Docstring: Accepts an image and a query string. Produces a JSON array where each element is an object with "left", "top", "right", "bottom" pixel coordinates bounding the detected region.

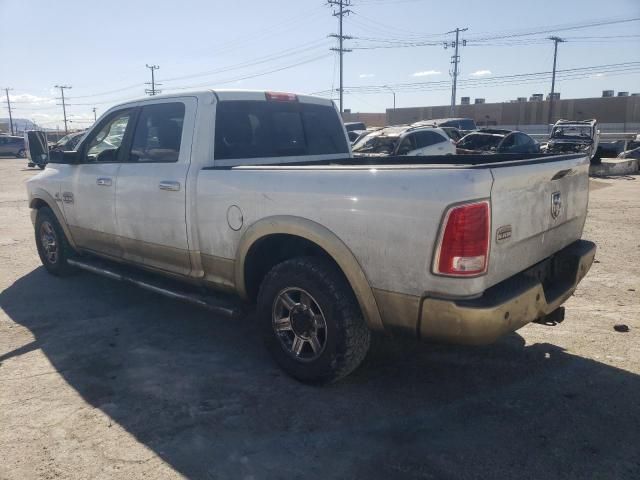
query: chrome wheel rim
[
  {"left": 39, "top": 221, "right": 58, "bottom": 264},
  {"left": 272, "top": 287, "right": 327, "bottom": 362}
]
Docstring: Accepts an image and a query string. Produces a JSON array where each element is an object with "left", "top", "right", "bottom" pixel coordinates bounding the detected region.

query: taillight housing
[{"left": 433, "top": 200, "right": 490, "bottom": 276}]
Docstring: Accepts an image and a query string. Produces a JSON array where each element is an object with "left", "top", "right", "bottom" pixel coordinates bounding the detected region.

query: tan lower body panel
[{"left": 372, "top": 288, "right": 422, "bottom": 335}]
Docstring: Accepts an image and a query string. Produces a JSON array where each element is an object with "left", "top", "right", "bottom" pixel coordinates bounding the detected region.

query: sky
[{"left": 1, "top": 0, "right": 639, "bottom": 129}]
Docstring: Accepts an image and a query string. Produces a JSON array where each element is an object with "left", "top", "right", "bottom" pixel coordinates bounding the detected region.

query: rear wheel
[
  {"left": 35, "top": 207, "right": 76, "bottom": 276},
  {"left": 257, "top": 257, "right": 370, "bottom": 384}
]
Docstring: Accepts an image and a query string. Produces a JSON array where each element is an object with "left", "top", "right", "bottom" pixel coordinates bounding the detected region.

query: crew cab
[{"left": 26, "top": 90, "right": 596, "bottom": 383}]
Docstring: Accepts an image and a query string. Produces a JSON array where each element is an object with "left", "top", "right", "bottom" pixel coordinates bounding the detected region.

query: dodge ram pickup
[{"left": 26, "top": 90, "right": 596, "bottom": 383}]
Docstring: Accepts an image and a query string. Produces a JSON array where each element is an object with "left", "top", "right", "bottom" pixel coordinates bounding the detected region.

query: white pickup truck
[{"left": 26, "top": 90, "right": 596, "bottom": 383}]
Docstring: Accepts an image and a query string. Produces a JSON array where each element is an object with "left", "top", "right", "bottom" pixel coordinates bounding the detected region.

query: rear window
[
  {"left": 214, "top": 100, "right": 349, "bottom": 160},
  {"left": 457, "top": 119, "right": 477, "bottom": 130}
]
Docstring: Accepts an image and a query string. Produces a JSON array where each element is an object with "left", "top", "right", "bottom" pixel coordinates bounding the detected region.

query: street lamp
[{"left": 383, "top": 85, "right": 396, "bottom": 111}]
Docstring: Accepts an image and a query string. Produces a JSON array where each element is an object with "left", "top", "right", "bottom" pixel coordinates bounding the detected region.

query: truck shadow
[{"left": 1, "top": 267, "right": 639, "bottom": 479}]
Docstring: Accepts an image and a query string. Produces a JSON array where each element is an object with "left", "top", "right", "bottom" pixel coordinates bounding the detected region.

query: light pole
[{"left": 383, "top": 85, "right": 396, "bottom": 111}]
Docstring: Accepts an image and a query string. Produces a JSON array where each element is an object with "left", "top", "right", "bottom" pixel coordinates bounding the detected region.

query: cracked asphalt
[{"left": 1, "top": 157, "right": 638, "bottom": 479}]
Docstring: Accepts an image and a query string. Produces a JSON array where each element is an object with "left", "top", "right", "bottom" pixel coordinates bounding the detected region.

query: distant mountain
[{"left": 0, "top": 118, "right": 56, "bottom": 133}]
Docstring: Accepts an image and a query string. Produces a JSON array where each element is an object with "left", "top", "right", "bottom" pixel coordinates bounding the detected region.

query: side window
[
  {"left": 68, "top": 134, "right": 83, "bottom": 150},
  {"left": 397, "top": 134, "right": 416, "bottom": 155},
  {"left": 129, "top": 102, "right": 185, "bottom": 163},
  {"left": 85, "top": 110, "right": 131, "bottom": 161},
  {"left": 500, "top": 134, "right": 515, "bottom": 149},
  {"left": 416, "top": 131, "right": 446, "bottom": 148}
]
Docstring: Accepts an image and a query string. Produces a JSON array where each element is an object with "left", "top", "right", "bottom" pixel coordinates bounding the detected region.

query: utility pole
[
  {"left": 92, "top": 107, "right": 97, "bottom": 122},
  {"left": 4, "top": 88, "right": 14, "bottom": 135},
  {"left": 547, "top": 36, "right": 565, "bottom": 127},
  {"left": 383, "top": 85, "right": 396, "bottom": 110},
  {"left": 54, "top": 85, "right": 72, "bottom": 134},
  {"left": 444, "top": 27, "right": 468, "bottom": 117},
  {"left": 328, "top": 0, "right": 352, "bottom": 113},
  {"left": 145, "top": 64, "right": 162, "bottom": 96}
]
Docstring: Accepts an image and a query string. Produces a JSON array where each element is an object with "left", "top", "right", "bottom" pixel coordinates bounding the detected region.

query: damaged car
[
  {"left": 542, "top": 119, "right": 599, "bottom": 160},
  {"left": 456, "top": 129, "right": 539, "bottom": 154},
  {"left": 352, "top": 125, "right": 456, "bottom": 156}
]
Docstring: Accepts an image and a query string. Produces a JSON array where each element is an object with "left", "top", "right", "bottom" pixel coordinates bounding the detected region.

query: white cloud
[
  {"left": 470, "top": 70, "right": 492, "bottom": 77},
  {"left": 412, "top": 70, "right": 441, "bottom": 77},
  {"left": 9, "top": 93, "right": 55, "bottom": 105},
  {"left": 359, "top": 73, "right": 375, "bottom": 78}
]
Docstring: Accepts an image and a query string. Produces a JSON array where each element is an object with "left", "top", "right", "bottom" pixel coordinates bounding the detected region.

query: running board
[{"left": 67, "top": 257, "right": 245, "bottom": 319}]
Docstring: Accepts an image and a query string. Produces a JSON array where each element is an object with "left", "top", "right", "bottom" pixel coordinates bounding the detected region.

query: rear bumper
[{"left": 418, "top": 239, "right": 596, "bottom": 344}]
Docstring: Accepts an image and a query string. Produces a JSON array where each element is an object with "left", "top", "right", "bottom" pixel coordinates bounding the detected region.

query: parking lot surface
[{"left": 1, "top": 157, "right": 639, "bottom": 479}]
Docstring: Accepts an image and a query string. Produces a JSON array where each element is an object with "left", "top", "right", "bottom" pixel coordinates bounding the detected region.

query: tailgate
[{"left": 486, "top": 154, "right": 590, "bottom": 287}]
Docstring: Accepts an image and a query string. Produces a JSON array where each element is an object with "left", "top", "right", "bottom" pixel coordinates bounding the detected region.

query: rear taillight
[
  {"left": 433, "top": 200, "right": 490, "bottom": 276},
  {"left": 265, "top": 91, "right": 298, "bottom": 102}
]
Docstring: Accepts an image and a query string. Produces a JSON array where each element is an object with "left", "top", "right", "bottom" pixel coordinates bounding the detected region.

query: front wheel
[
  {"left": 35, "top": 207, "right": 76, "bottom": 276},
  {"left": 257, "top": 257, "right": 370, "bottom": 384}
]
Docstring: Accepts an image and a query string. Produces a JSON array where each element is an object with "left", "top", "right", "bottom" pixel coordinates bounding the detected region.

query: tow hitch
[{"left": 533, "top": 307, "right": 565, "bottom": 326}]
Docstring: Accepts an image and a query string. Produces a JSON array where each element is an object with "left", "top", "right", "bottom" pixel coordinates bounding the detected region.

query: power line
[
  {"left": 328, "top": 0, "right": 353, "bottom": 113},
  {"left": 54, "top": 85, "right": 72, "bottom": 134},
  {"left": 3, "top": 88, "right": 14, "bottom": 135},
  {"left": 145, "top": 64, "right": 161, "bottom": 96}
]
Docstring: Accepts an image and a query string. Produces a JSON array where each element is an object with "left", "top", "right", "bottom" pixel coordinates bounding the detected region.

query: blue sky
[{"left": 1, "top": 0, "right": 639, "bottom": 128}]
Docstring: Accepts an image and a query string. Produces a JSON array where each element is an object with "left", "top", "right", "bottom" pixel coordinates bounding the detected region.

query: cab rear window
[{"left": 214, "top": 100, "right": 349, "bottom": 160}]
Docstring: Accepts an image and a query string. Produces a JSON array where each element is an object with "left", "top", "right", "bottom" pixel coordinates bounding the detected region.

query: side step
[{"left": 67, "top": 257, "right": 245, "bottom": 319}]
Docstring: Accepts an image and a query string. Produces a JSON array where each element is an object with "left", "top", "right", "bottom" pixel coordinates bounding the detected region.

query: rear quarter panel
[{"left": 196, "top": 167, "right": 494, "bottom": 298}]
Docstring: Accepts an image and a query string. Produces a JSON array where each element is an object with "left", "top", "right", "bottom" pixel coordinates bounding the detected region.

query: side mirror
[{"left": 49, "top": 150, "right": 79, "bottom": 164}]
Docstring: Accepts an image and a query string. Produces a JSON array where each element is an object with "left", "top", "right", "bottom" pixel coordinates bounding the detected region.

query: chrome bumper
[{"left": 419, "top": 240, "right": 597, "bottom": 345}]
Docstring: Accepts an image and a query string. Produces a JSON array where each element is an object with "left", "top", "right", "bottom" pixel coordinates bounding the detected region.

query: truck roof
[{"left": 112, "top": 89, "right": 335, "bottom": 107}]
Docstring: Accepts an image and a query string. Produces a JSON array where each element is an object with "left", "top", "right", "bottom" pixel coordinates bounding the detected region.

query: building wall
[
  {"left": 341, "top": 112, "right": 387, "bottom": 127},
  {"left": 386, "top": 96, "right": 640, "bottom": 131}
]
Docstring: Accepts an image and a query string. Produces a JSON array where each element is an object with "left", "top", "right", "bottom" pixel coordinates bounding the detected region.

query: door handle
[
  {"left": 96, "top": 177, "right": 112, "bottom": 186},
  {"left": 159, "top": 181, "right": 181, "bottom": 191}
]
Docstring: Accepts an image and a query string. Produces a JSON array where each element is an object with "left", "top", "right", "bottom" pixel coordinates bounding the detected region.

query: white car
[{"left": 352, "top": 125, "right": 456, "bottom": 156}]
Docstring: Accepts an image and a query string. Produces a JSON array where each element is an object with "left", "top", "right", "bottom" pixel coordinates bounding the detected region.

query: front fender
[
  {"left": 235, "top": 215, "right": 384, "bottom": 332},
  {"left": 29, "top": 188, "right": 77, "bottom": 250}
]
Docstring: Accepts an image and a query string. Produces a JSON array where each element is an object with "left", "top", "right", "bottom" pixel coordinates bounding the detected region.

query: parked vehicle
[
  {"left": 542, "top": 119, "right": 600, "bottom": 160},
  {"left": 417, "top": 118, "right": 478, "bottom": 134},
  {"left": 26, "top": 90, "right": 596, "bottom": 383},
  {"left": 352, "top": 125, "right": 456, "bottom": 156},
  {"left": 457, "top": 129, "right": 539, "bottom": 154},
  {"left": 50, "top": 131, "right": 86, "bottom": 152},
  {"left": 344, "top": 121, "right": 366, "bottom": 132},
  {"left": 617, "top": 147, "right": 640, "bottom": 159},
  {"left": 0, "top": 135, "right": 26, "bottom": 157}
]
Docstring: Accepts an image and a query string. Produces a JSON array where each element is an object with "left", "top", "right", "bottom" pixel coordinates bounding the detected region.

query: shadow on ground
[{"left": 1, "top": 267, "right": 639, "bottom": 479}]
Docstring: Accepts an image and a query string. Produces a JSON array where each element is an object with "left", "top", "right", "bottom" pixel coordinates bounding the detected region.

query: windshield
[
  {"left": 551, "top": 125, "right": 593, "bottom": 139},
  {"left": 352, "top": 132, "right": 399, "bottom": 154},
  {"left": 457, "top": 133, "right": 502, "bottom": 150}
]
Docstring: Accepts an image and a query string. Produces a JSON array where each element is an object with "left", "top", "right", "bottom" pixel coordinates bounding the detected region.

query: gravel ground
[{"left": 0, "top": 156, "right": 638, "bottom": 480}]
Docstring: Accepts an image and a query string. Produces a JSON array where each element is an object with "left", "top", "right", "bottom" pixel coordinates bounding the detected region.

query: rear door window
[
  {"left": 415, "top": 131, "right": 446, "bottom": 148},
  {"left": 214, "top": 100, "right": 349, "bottom": 160}
]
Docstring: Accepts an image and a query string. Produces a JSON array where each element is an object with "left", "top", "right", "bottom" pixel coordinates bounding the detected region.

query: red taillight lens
[
  {"left": 434, "top": 201, "right": 490, "bottom": 276},
  {"left": 265, "top": 91, "right": 298, "bottom": 102}
]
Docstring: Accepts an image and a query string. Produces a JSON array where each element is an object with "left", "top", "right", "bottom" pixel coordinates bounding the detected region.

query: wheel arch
[
  {"left": 29, "top": 189, "right": 77, "bottom": 250},
  {"left": 235, "top": 215, "right": 384, "bottom": 332}
]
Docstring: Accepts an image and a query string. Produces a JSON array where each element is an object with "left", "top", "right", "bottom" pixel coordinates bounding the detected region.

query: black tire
[
  {"left": 37, "top": 163, "right": 46, "bottom": 170},
  {"left": 257, "top": 256, "right": 370, "bottom": 384},
  {"left": 35, "top": 207, "right": 76, "bottom": 276},
  {"left": 16, "top": 149, "right": 26, "bottom": 158}
]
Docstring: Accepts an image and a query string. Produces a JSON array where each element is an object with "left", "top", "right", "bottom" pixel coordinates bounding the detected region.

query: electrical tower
[
  {"left": 328, "top": 0, "right": 352, "bottom": 113},
  {"left": 444, "top": 27, "right": 467, "bottom": 117},
  {"left": 547, "top": 36, "right": 565, "bottom": 127},
  {"left": 54, "top": 85, "right": 72, "bottom": 134},
  {"left": 4, "top": 88, "right": 14, "bottom": 135},
  {"left": 145, "top": 64, "right": 162, "bottom": 96}
]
